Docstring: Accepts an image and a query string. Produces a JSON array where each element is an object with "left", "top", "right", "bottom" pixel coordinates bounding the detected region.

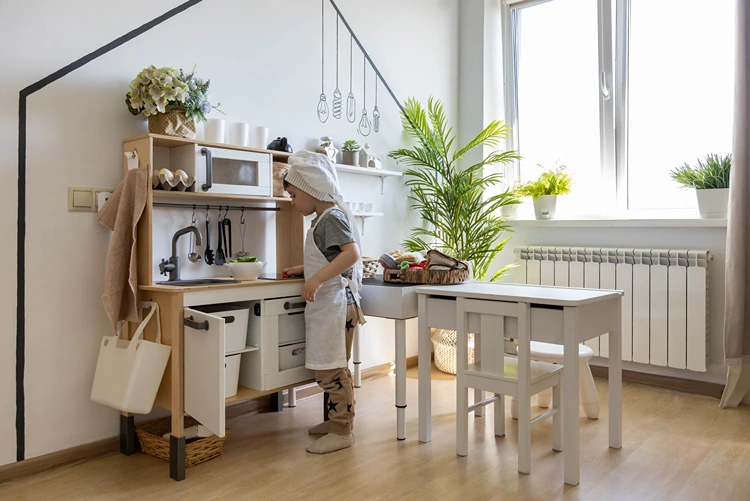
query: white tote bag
[{"left": 91, "top": 302, "right": 171, "bottom": 414}]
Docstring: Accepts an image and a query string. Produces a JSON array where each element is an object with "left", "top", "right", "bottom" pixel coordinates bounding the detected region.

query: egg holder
[{"left": 152, "top": 168, "right": 196, "bottom": 192}]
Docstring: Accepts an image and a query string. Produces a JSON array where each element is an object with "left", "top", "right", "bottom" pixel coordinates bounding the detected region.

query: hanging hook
[
  {"left": 205, "top": 205, "right": 211, "bottom": 222},
  {"left": 131, "top": 147, "right": 138, "bottom": 159},
  {"left": 240, "top": 207, "right": 246, "bottom": 225}
]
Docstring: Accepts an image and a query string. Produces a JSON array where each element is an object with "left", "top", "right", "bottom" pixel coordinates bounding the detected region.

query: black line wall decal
[{"left": 15, "top": 0, "right": 203, "bottom": 462}]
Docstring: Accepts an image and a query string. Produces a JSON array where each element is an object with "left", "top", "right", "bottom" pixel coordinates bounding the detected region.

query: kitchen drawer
[
  {"left": 279, "top": 342, "right": 306, "bottom": 371},
  {"left": 278, "top": 311, "right": 305, "bottom": 346},
  {"left": 264, "top": 296, "right": 306, "bottom": 316}
]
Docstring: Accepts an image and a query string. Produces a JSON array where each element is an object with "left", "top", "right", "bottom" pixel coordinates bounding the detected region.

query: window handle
[{"left": 600, "top": 71, "right": 611, "bottom": 100}]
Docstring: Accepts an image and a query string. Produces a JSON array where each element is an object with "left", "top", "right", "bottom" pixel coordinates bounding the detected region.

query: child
[{"left": 282, "top": 151, "right": 366, "bottom": 454}]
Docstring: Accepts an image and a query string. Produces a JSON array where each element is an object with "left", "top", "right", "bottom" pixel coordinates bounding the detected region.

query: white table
[
  {"left": 416, "top": 282, "right": 623, "bottom": 486},
  {"left": 357, "top": 277, "right": 419, "bottom": 440}
]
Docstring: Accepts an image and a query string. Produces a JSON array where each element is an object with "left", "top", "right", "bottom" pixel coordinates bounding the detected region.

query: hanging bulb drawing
[
  {"left": 346, "top": 93, "right": 356, "bottom": 123},
  {"left": 333, "top": 88, "right": 342, "bottom": 119},
  {"left": 358, "top": 108, "right": 371, "bottom": 136},
  {"left": 372, "top": 105, "right": 380, "bottom": 133},
  {"left": 317, "top": 94, "right": 329, "bottom": 123}
]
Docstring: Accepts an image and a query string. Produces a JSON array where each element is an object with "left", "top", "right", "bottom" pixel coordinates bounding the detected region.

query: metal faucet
[{"left": 159, "top": 226, "right": 203, "bottom": 282}]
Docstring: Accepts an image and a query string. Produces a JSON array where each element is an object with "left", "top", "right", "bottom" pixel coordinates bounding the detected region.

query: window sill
[{"left": 508, "top": 216, "right": 727, "bottom": 228}]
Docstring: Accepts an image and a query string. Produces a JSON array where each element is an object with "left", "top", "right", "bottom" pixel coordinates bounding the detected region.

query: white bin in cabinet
[
  {"left": 225, "top": 354, "right": 241, "bottom": 398},
  {"left": 279, "top": 342, "right": 306, "bottom": 371},
  {"left": 194, "top": 305, "right": 250, "bottom": 354}
]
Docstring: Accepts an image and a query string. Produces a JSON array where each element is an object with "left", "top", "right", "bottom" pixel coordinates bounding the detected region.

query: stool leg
[
  {"left": 579, "top": 360, "right": 600, "bottom": 419},
  {"left": 456, "top": 299, "right": 469, "bottom": 457},
  {"left": 510, "top": 396, "right": 518, "bottom": 420},
  {"left": 473, "top": 333, "right": 485, "bottom": 417},
  {"left": 494, "top": 394, "right": 505, "bottom": 437},
  {"left": 552, "top": 381, "right": 563, "bottom": 452},
  {"left": 537, "top": 388, "right": 552, "bottom": 409}
]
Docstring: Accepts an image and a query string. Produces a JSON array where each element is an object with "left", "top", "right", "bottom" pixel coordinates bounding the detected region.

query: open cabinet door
[{"left": 184, "top": 308, "right": 226, "bottom": 437}]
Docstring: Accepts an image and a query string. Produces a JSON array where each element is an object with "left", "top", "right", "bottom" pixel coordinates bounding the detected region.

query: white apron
[{"left": 303, "top": 206, "right": 365, "bottom": 371}]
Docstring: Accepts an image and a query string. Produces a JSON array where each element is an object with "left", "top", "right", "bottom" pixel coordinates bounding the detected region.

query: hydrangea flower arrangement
[{"left": 126, "top": 65, "right": 221, "bottom": 122}]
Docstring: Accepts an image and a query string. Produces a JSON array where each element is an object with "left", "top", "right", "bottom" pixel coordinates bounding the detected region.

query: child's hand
[
  {"left": 283, "top": 265, "right": 304, "bottom": 277},
  {"left": 302, "top": 276, "right": 322, "bottom": 302}
]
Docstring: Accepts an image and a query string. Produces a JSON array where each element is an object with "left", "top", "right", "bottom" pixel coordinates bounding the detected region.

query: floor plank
[{"left": 1, "top": 366, "right": 748, "bottom": 501}]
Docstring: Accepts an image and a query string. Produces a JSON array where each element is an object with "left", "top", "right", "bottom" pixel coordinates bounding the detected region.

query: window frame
[{"left": 501, "top": 0, "right": 627, "bottom": 211}]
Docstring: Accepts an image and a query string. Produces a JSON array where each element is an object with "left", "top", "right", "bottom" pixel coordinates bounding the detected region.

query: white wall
[{"left": 0, "top": 0, "right": 458, "bottom": 465}]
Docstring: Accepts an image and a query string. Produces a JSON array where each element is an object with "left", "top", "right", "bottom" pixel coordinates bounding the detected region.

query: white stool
[
  {"left": 455, "top": 298, "right": 564, "bottom": 475},
  {"left": 511, "top": 342, "right": 599, "bottom": 420}
]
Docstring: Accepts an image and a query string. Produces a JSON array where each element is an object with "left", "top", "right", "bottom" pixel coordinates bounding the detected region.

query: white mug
[
  {"left": 204, "top": 119, "right": 226, "bottom": 143},
  {"left": 229, "top": 122, "right": 250, "bottom": 147},
  {"left": 248, "top": 126, "right": 269, "bottom": 149},
  {"left": 364, "top": 203, "right": 374, "bottom": 213}
]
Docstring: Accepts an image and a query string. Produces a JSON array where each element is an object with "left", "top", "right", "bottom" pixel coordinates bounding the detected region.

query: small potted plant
[
  {"left": 670, "top": 153, "right": 731, "bottom": 218},
  {"left": 517, "top": 164, "right": 573, "bottom": 220},
  {"left": 126, "top": 65, "right": 222, "bottom": 139},
  {"left": 500, "top": 182, "right": 522, "bottom": 219},
  {"left": 341, "top": 140, "right": 361, "bottom": 166}
]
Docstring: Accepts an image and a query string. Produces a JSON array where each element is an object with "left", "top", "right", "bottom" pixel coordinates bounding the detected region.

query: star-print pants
[{"left": 315, "top": 303, "right": 360, "bottom": 436}]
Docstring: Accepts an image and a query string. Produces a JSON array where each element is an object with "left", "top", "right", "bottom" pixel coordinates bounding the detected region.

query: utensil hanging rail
[{"left": 153, "top": 202, "right": 280, "bottom": 212}]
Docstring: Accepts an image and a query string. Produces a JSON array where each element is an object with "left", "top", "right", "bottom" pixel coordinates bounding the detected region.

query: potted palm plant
[
  {"left": 670, "top": 153, "right": 731, "bottom": 218},
  {"left": 389, "top": 96, "right": 520, "bottom": 374},
  {"left": 517, "top": 164, "right": 573, "bottom": 220}
]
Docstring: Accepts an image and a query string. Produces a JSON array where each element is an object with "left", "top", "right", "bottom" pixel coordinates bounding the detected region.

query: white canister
[
  {"left": 248, "top": 126, "right": 269, "bottom": 150},
  {"left": 229, "top": 122, "right": 250, "bottom": 147},
  {"left": 204, "top": 119, "right": 226, "bottom": 143}
]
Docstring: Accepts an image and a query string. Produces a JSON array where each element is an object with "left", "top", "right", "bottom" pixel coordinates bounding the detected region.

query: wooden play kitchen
[{"left": 119, "top": 134, "right": 312, "bottom": 481}]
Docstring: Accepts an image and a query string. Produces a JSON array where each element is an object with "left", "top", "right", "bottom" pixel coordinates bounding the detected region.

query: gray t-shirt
[{"left": 311, "top": 208, "right": 356, "bottom": 304}]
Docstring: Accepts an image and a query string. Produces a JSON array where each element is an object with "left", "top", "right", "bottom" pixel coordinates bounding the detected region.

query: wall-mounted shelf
[
  {"left": 152, "top": 190, "right": 291, "bottom": 204},
  {"left": 352, "top": 212, "right": 383, "bottom": 235},
  {"left": 335, "top": 164, "right": 403, "bottom": 194},
  {"left": 124, "top": 133, "right": 293, "bottom": 162}
]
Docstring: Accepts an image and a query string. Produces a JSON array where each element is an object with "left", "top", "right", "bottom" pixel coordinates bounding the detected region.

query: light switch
[{"left": 73, "top": 190, "right": 93, "bottom": 208}]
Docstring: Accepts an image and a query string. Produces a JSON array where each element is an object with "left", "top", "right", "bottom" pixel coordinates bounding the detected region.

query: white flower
[
  {"left": 164, "top": 86, "right": 177, "bottom": 100},
  {"left": 129, "top": 97, "right": 144, "bottom": 109},
  {"left": 144, "top": 101, "right": 157, "bottom": 116},
  {"left": 156, "top": 97, "right": 167, "bottom": 113},
  {"left": 149, "top": 85, "right": 165, "bottom": 100}
]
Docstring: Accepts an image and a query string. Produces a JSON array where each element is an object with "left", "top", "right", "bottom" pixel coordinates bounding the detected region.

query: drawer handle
[
  {"left": 221, "top": 315, "right": 235, "bottom": 324},
  {"left": 292, "top": 347, "right": 305, "bottom": 356},
  {"left": 284, "top": 301, "right": 306, "bottom": 310},
  {"left": 184, "top": 316, "right": 209, "bottom": 331},
  {"left": 201, "top": 147, "right": 212, "bottom": 191},
  {"left": 288, "top": 311, "right": 304, "bottom": 316}
]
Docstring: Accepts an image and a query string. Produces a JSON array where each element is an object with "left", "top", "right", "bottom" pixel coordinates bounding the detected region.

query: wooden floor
[{"left": 2, "top": 366, "right": 749, "bottom": 501}]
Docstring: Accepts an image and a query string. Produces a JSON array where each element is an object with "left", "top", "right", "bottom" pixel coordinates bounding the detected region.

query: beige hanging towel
[{"left": 97, "top": 166, "right": 149, "bottom": 326}]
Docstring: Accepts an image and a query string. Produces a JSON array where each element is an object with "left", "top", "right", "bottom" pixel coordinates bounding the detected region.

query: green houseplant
[
  {"left": 389, "top": 96, "right": 520, "bottom": 282},
  {"left": 670, "top": 153, "right": 731, "bottom": 218},
  {"left": 517, "top": 164, "right": 573, "bottom": 220},
  {"left": 126, "top": 65, "right": 222, "bottom": 139},
  {"left": 341, "top": 140, "right": 361, "bottom": 166}
]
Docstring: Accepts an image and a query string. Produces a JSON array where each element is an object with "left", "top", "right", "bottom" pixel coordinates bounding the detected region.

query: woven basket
[
  {"left": 432, "top": 328, "right": 475, "bottom": 375},
  {"left": 383, "top": 268, "right": 469, "bottom": 285},
  {"left": 362, "top": 257, "right": 379, "bottom": 279},
  {"left": 136, "top": 418, "right": 229, "bottom": 468},
  {"left": 148, "top": 110, "right": 196, "bottom": 139}
]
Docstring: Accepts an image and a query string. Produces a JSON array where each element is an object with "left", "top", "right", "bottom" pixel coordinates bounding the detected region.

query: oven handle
[
  {"left": 284, "top": 301, "right": 306, "bottom": 310},
  {"left": 201, "top": 147, "right": 212, "bottom": 191}
]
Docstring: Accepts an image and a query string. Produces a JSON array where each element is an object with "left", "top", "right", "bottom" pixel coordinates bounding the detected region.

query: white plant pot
[
  {"left": 203, "top": 119, "right": 226, "bottom": 143},
  {"left": 500, "top": 204, "right": 519, "bottom": 219},
  {"left": 695, "top": 188, "right": 729, "bottom": 218},
  {"left": 533, "top": 195, "right": 559, "bottom": 220}
]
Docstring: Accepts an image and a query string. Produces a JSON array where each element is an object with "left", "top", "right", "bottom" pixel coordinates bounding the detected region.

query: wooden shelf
[
  {"left": 335, "top": 164, "right": 403, "bottom": 177},
  {"left": 124, "top": 133, "right": 293, "bottom": 161},
  {"left": 225, "top": 380, "right": 314, "bottom": 406},
  {"left": 226, "top": 345, "right": 259, "bottom": 356},
  {"left": 152, "top": 190, "right": 292, "bottom": 204}
]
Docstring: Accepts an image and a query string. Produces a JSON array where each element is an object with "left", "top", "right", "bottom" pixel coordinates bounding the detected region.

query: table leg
[
  {"left": 120, "top": 413, "right": 137, "bottom": 456},
  {"left": 418, "top": 294, "right": 432, "bottom": 443},
  {"left": 270, "top": 391, "right": 283, "bottom": 412},
  {"left": 287, "top": 387, "right": 297, "bottom": 408},
  {"left": 609, "top": 298, "right": 623, "bottom": 449},
  {"left": 563, "top": 306, "right": 581, "bottom": 486},
  {"left": 395, "top": 319, "right": 407, "bottom": 440},
  {"left": 473, "top": 332, "right": 485, "bottom": 417},
  {"left": 353, "top": 325, "right": 362, "bottom": 388},
  {"left": 170, "top": 435, "right": 186, "bottom": 482}
]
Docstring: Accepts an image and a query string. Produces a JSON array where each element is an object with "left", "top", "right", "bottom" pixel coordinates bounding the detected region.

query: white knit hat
[{"left": 285, "top": 151, "right": 341, "bottom": 203}]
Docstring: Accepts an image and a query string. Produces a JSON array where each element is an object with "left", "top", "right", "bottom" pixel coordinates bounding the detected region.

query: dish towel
[{"left": 97, "top": 166, "right": 149, "bottom": 326}]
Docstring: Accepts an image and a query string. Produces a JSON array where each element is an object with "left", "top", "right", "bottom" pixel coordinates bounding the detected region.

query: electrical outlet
[{"left": 68, "top": 186, "right": 114, "bottom": 212}]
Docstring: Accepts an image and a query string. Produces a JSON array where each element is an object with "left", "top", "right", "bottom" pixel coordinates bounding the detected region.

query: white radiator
[{"left": 512, "top": 247, "right": 710, "bottom": 372}]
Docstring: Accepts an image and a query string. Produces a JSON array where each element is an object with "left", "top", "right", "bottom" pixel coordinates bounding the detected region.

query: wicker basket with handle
[
  {"left": 383, "top": 268, "right": 469, "bottom": 285},
  {"left": 136, "top": 417, "right": 228, "bottom": 467}
]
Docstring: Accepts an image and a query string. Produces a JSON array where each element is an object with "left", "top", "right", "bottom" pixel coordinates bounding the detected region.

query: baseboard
[{"left": 590, "top": 365, "right": 725, "bottom": 399}]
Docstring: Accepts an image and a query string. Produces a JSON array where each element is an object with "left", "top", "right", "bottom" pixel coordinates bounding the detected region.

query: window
[{"left": 503, "top": 0, "right": 736, "bottom": 214}]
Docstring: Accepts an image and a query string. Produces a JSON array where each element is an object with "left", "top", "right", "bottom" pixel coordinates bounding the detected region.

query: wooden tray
[{"left": 383, "top": 268, "right": 469, "bottom": 285}]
